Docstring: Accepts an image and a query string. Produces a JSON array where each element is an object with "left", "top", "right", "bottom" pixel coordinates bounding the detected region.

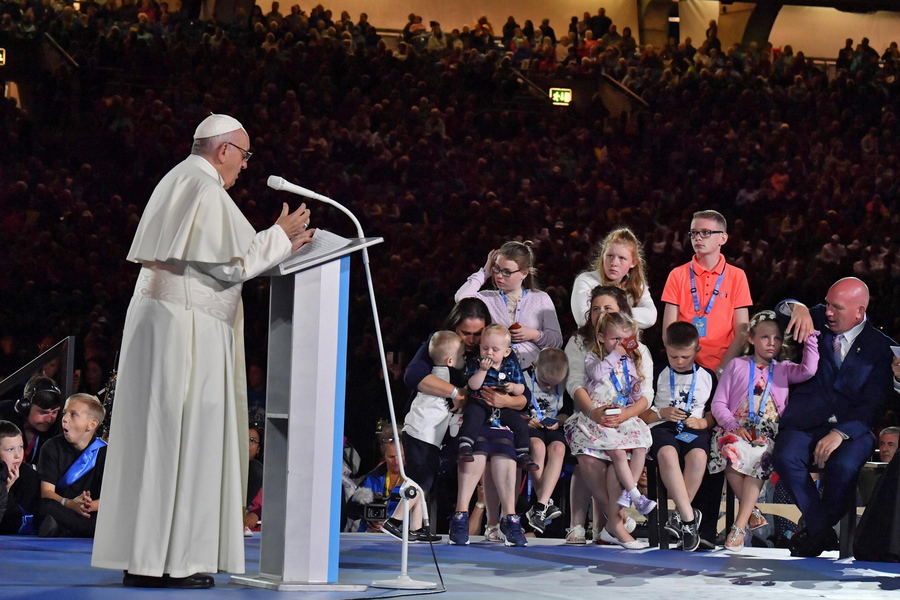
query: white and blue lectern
[{"left": 232, "top": 236, "right": 382, "bottom": 592}]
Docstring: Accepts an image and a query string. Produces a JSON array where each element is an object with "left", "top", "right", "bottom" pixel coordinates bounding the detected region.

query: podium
[{"left": 232, "top": 237, "right": 382, "bottom": 591}]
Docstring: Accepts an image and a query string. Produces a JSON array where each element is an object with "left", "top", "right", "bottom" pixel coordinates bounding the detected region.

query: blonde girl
[
  {"left": 571, "top": 227, "right": 657, "bottom": 329},
  {"left": 565, "top": 312, "right": 654, "bottom": 548}
]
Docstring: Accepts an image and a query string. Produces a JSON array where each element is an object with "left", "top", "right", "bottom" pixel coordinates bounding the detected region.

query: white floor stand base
[
  {"left": 370, "top": 574, "right": 438, "bottom": 590},
  {"left": 230, "top": 575, "right": 368, "bottom": 592}
]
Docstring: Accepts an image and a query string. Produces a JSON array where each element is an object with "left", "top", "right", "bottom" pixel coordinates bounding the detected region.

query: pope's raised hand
[{"left": 275, "top": 202, "right": 313, "bottom": 247}]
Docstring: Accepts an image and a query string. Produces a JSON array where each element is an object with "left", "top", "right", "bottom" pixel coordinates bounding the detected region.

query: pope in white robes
[{"left": 91, "top": 115, "right": 313, "bottom": 588}]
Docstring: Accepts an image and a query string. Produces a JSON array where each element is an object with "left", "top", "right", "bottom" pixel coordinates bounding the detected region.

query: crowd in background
[{"left": 1, "top": 1, "right": 900, "bottom": 472}]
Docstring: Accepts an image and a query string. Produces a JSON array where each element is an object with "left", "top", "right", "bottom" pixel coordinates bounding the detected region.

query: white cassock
[{"left": 91, "top": 154, "right": 292, "bottom": 577}]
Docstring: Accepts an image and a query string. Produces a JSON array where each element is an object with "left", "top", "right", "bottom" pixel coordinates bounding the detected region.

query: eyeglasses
[
  {"left": 687, "top": 230, "right": 725, "bottom": 240},
  {"left": 226, "top": 141, "right": 253, "bottom": 162},
  {"left": 491, "top": 265, "right": 522, "bottom": 278},
  {"left": 249, "top": 437, "right": 260, "bottom": 444}
]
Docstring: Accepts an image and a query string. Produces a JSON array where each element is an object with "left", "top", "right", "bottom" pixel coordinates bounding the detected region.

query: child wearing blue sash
[
  {"left": 37, "top": 394, "right": 107, "bottom": 538},
  {"left": 0, "top": 420, "right": 41, "bottom": 535},
  {"left": 710, "top": 311, "right": 819, "bottom": 552}
]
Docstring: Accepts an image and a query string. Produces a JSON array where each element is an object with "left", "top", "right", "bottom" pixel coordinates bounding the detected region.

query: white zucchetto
[{"left": 193, "top": 114, "right": 246, "bottom": 139}]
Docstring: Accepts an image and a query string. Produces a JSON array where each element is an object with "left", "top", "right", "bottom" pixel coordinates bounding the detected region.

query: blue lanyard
[
  {"left": 530, "top": 370, "right": 560, "bottom": 420},
  {"left": 500, "top": 289, "right": 528, "bottom": 311},
  {"left": 689, "top": 264, "right": 726, "bottom": 315},
  {"left": 609, "top": 359, "right": 631, "bottom": 406},
  {"left": 669, "top": 364, "right": 697, "bottom": 432},
  {"left": 747, "top": 361, "right": 775, "bottom": 427},
  {"left": 27, "top": 434, "right": 40, "bottom": 463}
]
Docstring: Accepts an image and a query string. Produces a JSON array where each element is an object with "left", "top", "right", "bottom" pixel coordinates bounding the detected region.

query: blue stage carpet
[{"left": 2, "top": 533, "right": 899, "bottom": 599}]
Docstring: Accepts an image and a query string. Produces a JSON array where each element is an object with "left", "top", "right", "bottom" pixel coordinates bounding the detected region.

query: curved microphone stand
[{"left": 268, "top": 176, "right": 436, "bottom": 591}]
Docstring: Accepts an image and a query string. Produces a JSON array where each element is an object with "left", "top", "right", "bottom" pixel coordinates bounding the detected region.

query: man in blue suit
[{"left": 775, "top": 277, "right": 899, "bottom": 557}]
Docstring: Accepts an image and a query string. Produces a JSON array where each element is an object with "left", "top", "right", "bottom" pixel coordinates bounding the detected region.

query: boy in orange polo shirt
[
  {"left": 661, "top": 210, "right": 752, "bottom": 376},
  {"left": 661, "top": 209, "right": 752, "bottom": 549}
]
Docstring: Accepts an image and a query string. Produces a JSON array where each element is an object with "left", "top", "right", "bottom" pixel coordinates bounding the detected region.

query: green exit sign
[{"left": 549, "top": 88, "right": 571, "bottom": 106}]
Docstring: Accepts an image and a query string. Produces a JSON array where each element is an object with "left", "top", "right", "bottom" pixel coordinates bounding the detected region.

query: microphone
[
  {"left": 267, "top": 176, "right": 330, "bottom": 203},
  {"left": 267, "top": 175, "right": 363, "bottom": 239}
]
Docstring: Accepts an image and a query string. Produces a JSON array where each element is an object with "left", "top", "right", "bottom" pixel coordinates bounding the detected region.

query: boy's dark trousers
[
  {"left": 37, "top": 497, "right": 98, "bottom": 537},
  {"left": 459, "top": 400, "right": 530, "bottom": 453}
]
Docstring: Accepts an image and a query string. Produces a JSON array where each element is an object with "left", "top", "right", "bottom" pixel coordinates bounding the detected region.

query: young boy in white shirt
[
  {"left": 523, "top": 348, "right": 570, "bottom": 534},
  {"left": 401, "top": 331, "right": 466, "bottom": 498},
  {"left": 641, "top": 322, "right": 716, "bottom": 551}
]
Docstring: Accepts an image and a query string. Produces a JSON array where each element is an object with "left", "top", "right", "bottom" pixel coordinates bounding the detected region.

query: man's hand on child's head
[{"left": 785, "top": 303, "right": 814, "bottom": 343}]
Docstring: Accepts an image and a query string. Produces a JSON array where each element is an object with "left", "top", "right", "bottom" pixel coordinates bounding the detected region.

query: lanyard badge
[
  {"left": 747, "top": 361, "right": 775, "bottom": 439},
  {"left": 671, "top": 365, "right": 699, "bottom": 443},
  {"left": 609, "top": 359, "right": 631, "bottom": 407},
  {"left": 529, "top": 370, "right": 560, "bottom": 421},
  {"left": 689, "top": 265, "right": 726, "bottom": 338}
]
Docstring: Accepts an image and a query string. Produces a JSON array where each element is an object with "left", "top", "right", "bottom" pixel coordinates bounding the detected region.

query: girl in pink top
[{"left": 710, "top": 310, "right": 819, "bottom": 552}]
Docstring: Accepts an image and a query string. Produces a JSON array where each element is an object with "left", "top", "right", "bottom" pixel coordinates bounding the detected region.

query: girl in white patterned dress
[{"left": 566, "top": 312, "right": 655, "bottom": 547}]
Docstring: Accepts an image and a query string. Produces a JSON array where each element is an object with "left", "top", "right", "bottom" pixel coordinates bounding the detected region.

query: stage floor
[{"left": 2, "top": 533, "right": 899, "bottom": 599}]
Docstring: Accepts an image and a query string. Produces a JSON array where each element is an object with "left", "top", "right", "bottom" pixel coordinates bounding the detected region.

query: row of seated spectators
[{"left": 0, "top": 3, "right": 899, "bottom": 470}]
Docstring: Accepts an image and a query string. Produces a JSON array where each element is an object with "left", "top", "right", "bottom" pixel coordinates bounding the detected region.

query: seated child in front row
[
  {"left": 710, "top": 310, "right": 819, "bottom": 552},
  {"left": 350, "top": 427, "right": 441, "bottom": 543},
  {"left": 459, "top": 324, "right": 537, "bottom": 471},
  {"left": 523, "top": 347, "right": 570, "bottom": 534},
  {"left": 641, "top": 321, "right": 717, "bottom": 552},
  {"left": 37, "top": 393, "right": 107, "bottom": 538},
  {"left": 0, "top": 420, "right": 41, "bottom": 534},
  {"left": 570, "top": 312, "right": 656, "bottom": 529},
  {"left": 401, "top": 330, "right": 468, "bottom": 496}
]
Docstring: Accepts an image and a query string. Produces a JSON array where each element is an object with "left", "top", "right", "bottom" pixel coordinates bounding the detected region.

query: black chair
[{"left": 646, "top": 460, "right": 671, "bottom": 549}]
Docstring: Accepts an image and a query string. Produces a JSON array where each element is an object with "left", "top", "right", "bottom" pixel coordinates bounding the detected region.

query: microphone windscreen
[{"left": 267, "top": 175, "right": 285, "bottom": 191}]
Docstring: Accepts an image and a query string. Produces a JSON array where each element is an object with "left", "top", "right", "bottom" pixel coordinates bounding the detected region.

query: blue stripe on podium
[{"left": 329, "top": 255, "right": 351, "bottom": 582}]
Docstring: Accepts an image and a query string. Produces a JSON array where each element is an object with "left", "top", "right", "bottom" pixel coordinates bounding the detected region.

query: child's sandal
[
  {"left": 725, "top": 525, "right": 747, "bottom": 553},
  {"left": 748, "top": 507, "right": 768, "bottom": 531}
]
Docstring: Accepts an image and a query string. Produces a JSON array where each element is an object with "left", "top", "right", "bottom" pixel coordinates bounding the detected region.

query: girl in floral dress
[
  {"left": 710, "top": 310, "right": 819, "bottom": 552},
  {"left": 566, "top": 312, "right": 655, "bottom": 548}
]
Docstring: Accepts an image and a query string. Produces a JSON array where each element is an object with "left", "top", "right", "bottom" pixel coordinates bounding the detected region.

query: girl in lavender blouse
[
  {"left": 454, "top": 241, "right": 563, "bottom": 371},
  {"left": 710, "top": 310, "right": 819, "bottom": 552},
  {"left": 453, "top": 241, "right": 563, "bottom": 544}
]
